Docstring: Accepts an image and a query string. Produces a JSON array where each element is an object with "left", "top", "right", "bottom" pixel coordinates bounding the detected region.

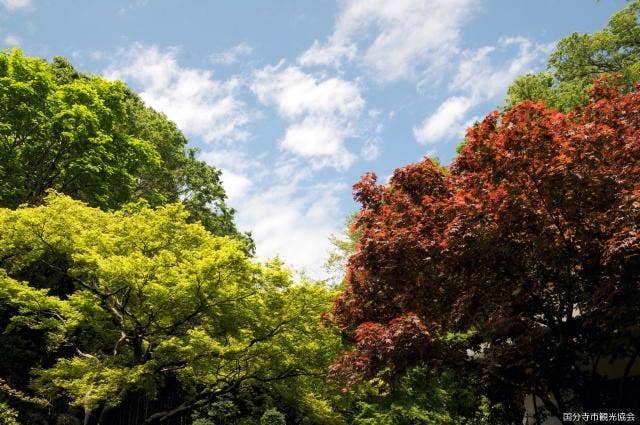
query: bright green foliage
[
  {"left": 122, "top": 93, "right": 253, "bottom": 250},
  {"left": 0, "top": 377, "right": 50, "bottom": 425},
  {"left": 332, "top": 329, "right": 495, "bottom": 425},
  {"left": 0, "top": 194, "right": 340, "bottom": 424},
  {"left": 506, "top": 0, "right": 640, "bottom": 111},
  {"left": 0, "top": 49, "right": 251, "bottom": 248},
  {"left": 260, "top": 408, "right": 285, "bottom": 425},
  {"left": 324, "top": 213, "right": 361, "bottom": 285},
  {"left": 0, "top": 402, "right": 20, "bottom": 425},
  {"left": 191, "top": 399, "right": 240, "bottom": 424},
  {"left": 0, "top": 49, "right": 158, "bottom": 210},
  {"left": 350, "top": 367, "right": 490, "bottom": 425}
]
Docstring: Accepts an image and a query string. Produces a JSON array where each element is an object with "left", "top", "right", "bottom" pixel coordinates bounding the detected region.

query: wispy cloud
[
  {"left": 200, "top": 150, "right": 344, "bottom": 278},
  {"left": 413, "top": 37, "right": 554, "bottom": 144},
  {"left": 360, "top": 138, "right": 380, "bottom": 161},
  {"left": 3, "top": 35, "right": 21, "bottom": 46},
  {"left": 251, "top": 62, "right": 365, "bottom": 169},
  {"left": 199, "top": 149, "right": 264, "bottom": 207},
  {"left": 298, "top": 0, "right": 477, "bottom": 83},
  {"left": 0, "top": 0, "right": 31, "bottom": 10},
  {"left": 105, "top": 43, "right": 250, "bottom": 143},
  {"left": 238, "top": 178, "right": 345, "bottom": 278},
  {"left": 295, "top": 0, "right": 552, "bottom": 148},
  {"left": 413, "top": 96, "right": 476, "bottom": 144},
  {"left": 116, "top": 0, "right": 149, "bottom": 15},
  {"left": 209, "top": 42, "right": 253, "bottom": 65}
]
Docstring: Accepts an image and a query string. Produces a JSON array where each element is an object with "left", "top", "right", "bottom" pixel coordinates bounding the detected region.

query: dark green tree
[
  {"left": 506, "top": 0, "right": 640, "bottom": 111},
  {"left": 0, "top": 48, "right": 251, "bottom": 249}
]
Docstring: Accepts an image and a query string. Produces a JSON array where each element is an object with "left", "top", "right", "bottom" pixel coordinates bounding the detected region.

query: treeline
[
  {"left": 329, "top": 2, "right": 640, "bottom": 423},
  {"left": 1, "top": 1, "right": 640, "bottom": 424},
  {"left": 0, "top": 49, "right": 345, "bottom": 425}
]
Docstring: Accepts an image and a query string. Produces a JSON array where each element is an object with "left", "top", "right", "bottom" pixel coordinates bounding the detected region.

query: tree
[
  {"left": 260, "top": 408, "right": 285, "bottom": 425},
  {"left": 331, "top": 79, "right": 640, "bottom": 422},
  {"left": 348, "top": 366, "right": 490, "bottom": 425},
  {"left": 325, "top": 180, "right": 496, "bottom": 424},
  {"left": 0, "top": 194, "right": 341, "bottom": 424},
  {"left": 0, "top": 49, "right": 157, "bottom": 210},
  {"left": 0, "top": 48, "right": 251, "bottom": 249},
  {"left": 121, "top": 92, "right": 254, "bottom": 251},
  {"left": 324, "top": 213, "right": 361, "bottom": 286},
  {"left": 506, "top": 0, "right": 640, "bottom": 111}
]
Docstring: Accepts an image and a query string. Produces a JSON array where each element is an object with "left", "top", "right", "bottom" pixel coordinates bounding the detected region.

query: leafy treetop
[
  {"left": 0, "top": 193, "right": 340, "bottom": 424},
  {"left": 506, "top": 0, "right": 640, "bottom": 111},
  {"left": 331, "top": 79, "right": 640, "bottom": 420},
  {"left": 0, "top": 48, "right": 252, "bottom": 250}
]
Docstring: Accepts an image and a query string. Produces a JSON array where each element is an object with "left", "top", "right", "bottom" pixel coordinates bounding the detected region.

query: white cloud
[
  {"left": 0, "top": 0, "right": 31, "bottom": 10},
  {"left": 117, "top": 0, "right": 148, "bottom": 15},
  {"left": 209, "top": 42, "right": 253, "bottom": 65},
  {"left": 299, "top": 40, "right": 357, "bottom": 69},
  {"left": 360, "top": 139, "right": 380, "bottom": 161},
  {"left": 89, "top": 50, "right": 106, "bottom": 61},
  {"left": 280, "top": 117, "right": 355, "bottom": 168},
  {"left": 413, "top": 37, "right": 554, "bottom": 144},
  {"left": 3, "top": 35, "right": 20, "bottom": 46},
  {"left": 450, "top": 37, "right": 554, "bottom": 98},
  {"left": 413, "top": 96, "right": 474, "bottom": 144},
  {"left": 106, "top": 43, "right": 249, "bottom": 143},
  {"left": 199, "top": 149, "right": 264, "bottom": 207},
  {"left": 253, "top": 63, "right": 363, "bottom": 118},
  {"left": 238, "top": 179, "right": 345, "bottom": 278},
  {"left": 201, "top": 150, "right": 344, "bottom": 278},
  {"left": 251, "top": 63, "right": 364, "bottom": 169},
  {"left": 299, "top": 0, "right": 477, "bottom": 83}
]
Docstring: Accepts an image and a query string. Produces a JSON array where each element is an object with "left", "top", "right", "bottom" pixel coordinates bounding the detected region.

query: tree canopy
[
  {"left": 332, "top": 79, "right": 640, "bottom": 421},
  {"left": 0, "top": 48, "right": 252, "bottom": 250},
  {"left": 506, "top": 0, "right": 640, "bottom": 111},
  {"left": 0, "top": 49, "right": 349, "bottom": 425},
  {"left": 3, "top": 2, "right": 640, "bottom": 423},
  {"left": 0, "top": 193, "right": 342, "bottom": 424}
]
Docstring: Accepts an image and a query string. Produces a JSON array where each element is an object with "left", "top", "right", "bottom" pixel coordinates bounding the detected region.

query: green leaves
[
  {"left": 0, "top": 49, "right": 141, "bottom": 209},
  {"left": 0, "top": 194, "right": 341, "bottom": 423},
  {"left": 349, "top": 367, "right": 491, "bottom": 425},
  {"left": 0, "top": 49, "right": 251, "bottom": 248},
  {"left": 506, "top": 0, "right": 640, "bottom": 111},
  {"left": 34, "top": 358, "right": 148, "bottom": 410},
  {"left": 0, "top": 49, "right": 350, "bottom": 425}
]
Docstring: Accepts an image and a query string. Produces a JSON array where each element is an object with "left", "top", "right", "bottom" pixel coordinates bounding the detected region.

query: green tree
[
  {"left": 260, "top": 408, "right": 285, "bottom": 425},
  {"left": 0, "top": 48, "right": 251, "bottom": 249},
  {"left": 0, "top": 49, "right": 157, "bottom": 210},
  {"left": 324, "top": 213, "right": 361, "bottom": 286},
  {"left": 506, "top": 0, "right": 640, "bottom": 111},
  {"left": 0, "top": 194, "right": 340, "bottom": 424},
  {"left": 349, "top": 367, "right": 491, "bottom": 425},
  {"left": 121, "top": 91, "right": 253, "bottom": 251}
]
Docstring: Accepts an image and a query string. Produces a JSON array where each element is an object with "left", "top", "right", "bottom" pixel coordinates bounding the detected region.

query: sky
[{"left": 1, "top": 0, "right": 628, "bottom": 279}]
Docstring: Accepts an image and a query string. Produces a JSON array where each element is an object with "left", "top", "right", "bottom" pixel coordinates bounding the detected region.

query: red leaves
[
  {"left": 329, "top": 313, "right": 435, "bottom": 387},
  {"left": 331, "top": 79, "right": 640, "bottom": 389},
  {"left": 352, "top": 172, "right": 384, "bottom": 210}
]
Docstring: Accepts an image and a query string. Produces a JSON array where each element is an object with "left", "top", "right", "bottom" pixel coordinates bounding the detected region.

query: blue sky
[{"left": 1, "top": 0, "right": 628, "bottom": 278}]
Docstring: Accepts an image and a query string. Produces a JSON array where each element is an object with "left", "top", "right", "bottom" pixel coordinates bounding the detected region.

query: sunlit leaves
[
  {"left": 506, "top": 0, "right": 640, "bottom": 111},
  {"left": 0, "top": 48, "right": 251, "bottom": 249},
  {"left": 0, "top": 194, "right": 340, "bottom": 422}
]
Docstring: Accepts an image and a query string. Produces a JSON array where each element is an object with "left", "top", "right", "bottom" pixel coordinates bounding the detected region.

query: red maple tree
[{"left": 332, "top": 78, "right": 640, "bottom": 418}]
